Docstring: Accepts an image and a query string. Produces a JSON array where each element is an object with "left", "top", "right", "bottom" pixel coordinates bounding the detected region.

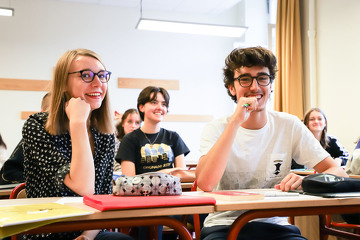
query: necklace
[{"left": 142, "top": 130, "right": 160, "bottom": 148}]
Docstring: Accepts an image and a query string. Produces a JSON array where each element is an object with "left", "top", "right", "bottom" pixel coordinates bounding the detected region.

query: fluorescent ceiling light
[
  {"left": 0, "top": 7, "right": 14, "bottom": 16},
  {"left": 136, "top": 18, "right": 247, "bottom": 38}
]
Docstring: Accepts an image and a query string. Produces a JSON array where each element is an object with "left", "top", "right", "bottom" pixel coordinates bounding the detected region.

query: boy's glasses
[
  {"left": 68, "top": 70, "right": 111, "bottom": 83},
  {"left": 234, "top": 74, "right": 273, "bottom": 88}
]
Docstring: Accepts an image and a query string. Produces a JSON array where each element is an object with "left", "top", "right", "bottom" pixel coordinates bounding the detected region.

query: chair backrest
[
  {"left": 323, "top": 214, "right": 360, "bottom": 239},
  {"left": 9, "top": 183, "right": 26, "bottom": 240},
  {"left": 9, "top": 182, "right": 26, "bottom": 199}
]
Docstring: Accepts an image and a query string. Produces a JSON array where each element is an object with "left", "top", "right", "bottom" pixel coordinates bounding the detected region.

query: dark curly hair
[{"left": 223, "top": 46, "right": 278, "bottom": 102}]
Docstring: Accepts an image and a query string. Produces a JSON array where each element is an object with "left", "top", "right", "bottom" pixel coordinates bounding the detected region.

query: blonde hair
[{"left": 45, "top": 48, "right": 114, "bottom": 135}]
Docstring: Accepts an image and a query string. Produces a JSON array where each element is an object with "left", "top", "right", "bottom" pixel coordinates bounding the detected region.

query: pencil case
[{"left": 112, "top": 172, "right": 182, "bottom": 196}]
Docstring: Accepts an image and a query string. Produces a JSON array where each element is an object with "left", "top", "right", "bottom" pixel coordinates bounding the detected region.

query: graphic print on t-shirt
[
  {"left": 140, "top": 143, "right": 174, "bottom": 172},
  {"left": 266, "top": 153, "right": 287, "bottom": 180}
]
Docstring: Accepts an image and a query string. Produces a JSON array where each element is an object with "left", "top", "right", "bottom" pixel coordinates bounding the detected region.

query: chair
[
  {"left": 9, "top": 183, "right": 26, "bottom": 240},
  {"left": 9, "top": 182, "right": 26, "bottom": 199},
  {"left": 319, "top": 214, "right": 360, "bottom": 240},
  {"left": 191, "top": 180, "right": 201, "bottom": 240}
]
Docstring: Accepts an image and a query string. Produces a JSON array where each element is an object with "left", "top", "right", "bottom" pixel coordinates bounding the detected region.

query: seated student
[
  {"left": 113, "top": 109, "right": 141, "bottom": 172},
  {"left": 196, "top": 46, "right": 348, "bottom": 240},
  {"left": 22, "top": 48, "right": 133, "bottom": 240},
  {"left": 0, "top": 93, "right": 51, "bottom": 185},
  {"left": 115, "top": 86, "right": 193, "bottom": 240},
  {"left": 291, "top": 107, "right": 349, "bottom": 169},
  {"left": 116, "top": 86, "right": 190, "bottom": 177},
  {"left": 0, "top": 133, "right": 8, "bottom": 169},
  {"left": 342, "top": 138, "right": 360, "bottom": 224}
]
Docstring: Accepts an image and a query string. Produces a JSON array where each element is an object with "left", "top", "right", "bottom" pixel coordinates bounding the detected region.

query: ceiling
[{"left": 54, "top": 0, "right": 243, "bottom": 15}]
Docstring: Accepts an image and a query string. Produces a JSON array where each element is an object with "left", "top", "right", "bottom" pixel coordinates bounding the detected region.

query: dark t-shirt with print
[{"left": 115, "top": 128, "right": 190, "bottom": 174}]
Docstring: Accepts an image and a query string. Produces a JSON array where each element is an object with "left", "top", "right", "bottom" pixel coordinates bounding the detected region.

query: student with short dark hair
[
  {"left": 116, "top": 86, "right": 190, "bottom": 176},
  {"left": 115, "top": 86, "right": 192, "bottom": 240}
]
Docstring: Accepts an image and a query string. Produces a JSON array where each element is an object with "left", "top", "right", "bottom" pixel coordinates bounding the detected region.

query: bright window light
[
  {"left": 0, "top": 7, "right": 14, "bottom": 17},
  {"left": 136, "top": 18, "right": 247, "bottom": 38}
]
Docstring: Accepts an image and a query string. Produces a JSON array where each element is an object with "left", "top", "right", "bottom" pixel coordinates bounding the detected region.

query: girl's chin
[{"left": 90, "top": 104, "right": 102, "bottom": 110}]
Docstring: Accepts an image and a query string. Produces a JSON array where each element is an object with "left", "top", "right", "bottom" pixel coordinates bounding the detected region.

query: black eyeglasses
[
  {"left": 234, "top": 74, "right": 273, "bottom": 88},
  {"left": 68, "top": 70, "right": 111, "bottom": 83}
]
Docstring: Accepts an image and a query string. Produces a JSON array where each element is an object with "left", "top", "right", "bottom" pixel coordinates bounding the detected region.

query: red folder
[{"left": 83, "top": 194, "right": 216, "bottom": 211}]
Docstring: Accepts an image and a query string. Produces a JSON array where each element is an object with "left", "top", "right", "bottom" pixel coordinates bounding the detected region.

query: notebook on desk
[
  {"left": 0, "top": 183, "right": 22, "bottom": 189},
  {"left": 304, "top": 192, "right": 360, "bottom": 198},
  {"left": 83, "top": 194, "right": 216, "bottom": 211}
]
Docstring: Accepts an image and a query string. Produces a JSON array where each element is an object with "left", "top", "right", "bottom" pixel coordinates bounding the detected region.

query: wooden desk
[
  {"left": 186, "top": 163, "right": 197, "bottom": 170},
  {"left": 1, "top": 196, "right": 214, "bottom": 239},
  {"left": 0, "top": 188, "right": 12, "bottom": 198},
  {"left": 181, "top": 182, "right": 193, "bottom": 191},
  {"left": 184, "top": 190, "right": 360, "bottom": 240},
  {"left": 291, "top": 169, "right": 360, "bottom": 179},
  {"left": 0, "top": 183, "right": 21, "bottom": 199}
]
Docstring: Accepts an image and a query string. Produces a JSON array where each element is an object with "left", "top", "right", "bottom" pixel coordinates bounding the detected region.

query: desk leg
[
  {"left": 23, "top": 216, "right": 193, "bottom": 240},
  {"left": 227, "top": 209, "right": 308, "bottom": 239},
  {"left": 227, "top": 206, "right": 360, "bottom": 240}
]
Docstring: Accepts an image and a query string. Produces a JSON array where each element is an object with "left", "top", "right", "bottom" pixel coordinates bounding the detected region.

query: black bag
[{"left": 302, "top": 173, "right": 360, "bottom": 194}]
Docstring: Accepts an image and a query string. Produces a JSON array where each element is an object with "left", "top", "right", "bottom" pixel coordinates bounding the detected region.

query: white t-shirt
[{"left": 199, "top": 110, "right": 329, "bottom": 227}]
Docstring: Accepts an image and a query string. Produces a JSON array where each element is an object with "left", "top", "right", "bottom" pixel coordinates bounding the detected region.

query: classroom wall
[
  {"left": 302, "top": 0, "right": 360, "bottom": 155},
  {"left": 0, "top": 0, "right": 269, "bottom": 162}
]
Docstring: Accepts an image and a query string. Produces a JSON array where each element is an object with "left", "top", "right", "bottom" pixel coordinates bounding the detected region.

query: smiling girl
[
  {"left": 22, "top": 48, "right": 132, "bottom": 240},
  {"left": 303, "top": 108, "right": 349, "bottom": 166}
]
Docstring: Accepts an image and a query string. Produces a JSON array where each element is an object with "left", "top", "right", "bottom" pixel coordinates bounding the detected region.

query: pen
[
  {"left": 254, "top": 191, "right": 301, "bottom": 197},
  {"left": 263, "top": 192, "right": 300, "bottom": 197},
  {"left": 242, "top": 103, "right": 250, "bottom": 108}
]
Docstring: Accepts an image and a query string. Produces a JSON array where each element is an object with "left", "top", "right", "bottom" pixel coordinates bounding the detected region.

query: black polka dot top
[{"left": 22, "top": 112, "right": 115, "bottom": 239}]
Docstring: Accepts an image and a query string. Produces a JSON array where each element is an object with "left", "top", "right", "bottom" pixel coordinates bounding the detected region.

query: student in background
[
  {"left": 292, "top": 108, "right": 349, "bottom": 169},
  {"left": 0, "top": 93, "right": 51, "bottom": 185},
  {"left": 113, "top": 109, "right": 141, "bottom": 172},
  {"left": 342, "top": 138, "right": 360, "bottom": 224},
  {"left": 22, "top": 48, "right": 132, "bottom": 240},
  {"left": 196, "top": 46, "right": 348, "bottom": 240},
  {"left": 0, "top": 134, "right": 8, "bottom": 169}
]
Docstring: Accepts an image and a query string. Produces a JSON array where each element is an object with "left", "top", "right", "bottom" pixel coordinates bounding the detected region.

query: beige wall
[
  {"left": 301, "top": 0, "right": 360, "bottom": 155},
  {"left": 0, "top": 0, "right": 269, "bottom": 161}
]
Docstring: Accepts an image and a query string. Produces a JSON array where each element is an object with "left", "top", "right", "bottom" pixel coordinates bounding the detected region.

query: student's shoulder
[
  {"left": 206, "top": 115, "right": 230, "bottom": 126},
  {"left": 123, "top": 128, "right": 142, "bottom": 139},
  {"left": 327, "top": 134, "right": 338, "bottom": 141},
  {"left": 121, "top": 129, "right": 147, "bottom": 145},
  {"left": 204, "top": 115, "right": 233, "bottom": 130},
  {"left": 268, "top": 110, "right": 302, "bottom": 123},
  {"left": 160, "top": 128, "right": 180, "bottom": 138},
  {"left": 23, "top": 112, "right": 49, "bottom": 133},
  {"left": 25, "top": 112, "right": 48, "bottom": 125}
]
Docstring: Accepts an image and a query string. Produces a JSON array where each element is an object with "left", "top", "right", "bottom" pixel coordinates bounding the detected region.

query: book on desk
[
  {"left": 83, "top": 194, "right": 216, "bottom": 211},
  {"left": 0, "top": 202, "right": 93, "bottom": 238},
  {"left": 0, "top": 183, "right": 22, "bottom": 189},
  {"left": 203, "top": 191, "right": 264, "bottom": 201}
]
